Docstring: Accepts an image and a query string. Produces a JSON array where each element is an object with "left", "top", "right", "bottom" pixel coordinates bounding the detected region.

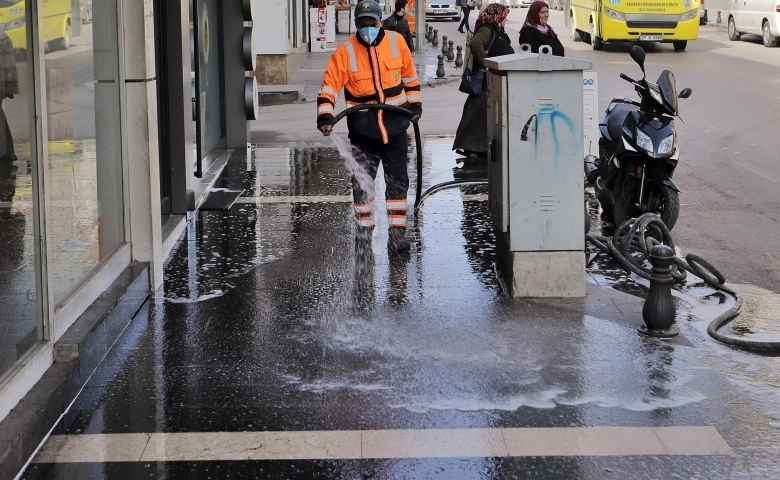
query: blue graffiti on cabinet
[{"left": 536, "top": 103, "right": 575, "bottom": 167}]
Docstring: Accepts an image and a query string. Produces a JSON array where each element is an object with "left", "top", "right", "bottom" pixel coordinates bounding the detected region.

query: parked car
[
  {"left": 727, "top": 0, "right": 780, "bottom": 47},
  {"left": 520, "top": 0, "right": 532, "bottom": 7},
  {"left": 425, "top": 2, "right": 461, "bottom": 21}
]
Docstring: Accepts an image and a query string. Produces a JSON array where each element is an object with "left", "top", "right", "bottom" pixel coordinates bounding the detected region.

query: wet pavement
[{"left": 20, "top": 138, "right": 780, "bottom": 479}]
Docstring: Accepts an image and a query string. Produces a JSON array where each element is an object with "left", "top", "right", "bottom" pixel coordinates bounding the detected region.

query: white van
[{"left": 727, "top": 0, "right": 780, "bottom": 47}]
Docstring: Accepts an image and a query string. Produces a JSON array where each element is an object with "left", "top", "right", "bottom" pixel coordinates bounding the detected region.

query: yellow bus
[
  {"left": 570, "top": 0, "right": 700, "bottom": 51},
  {"left": 0, "top": 0, "right": 73, "bottom": 52}
]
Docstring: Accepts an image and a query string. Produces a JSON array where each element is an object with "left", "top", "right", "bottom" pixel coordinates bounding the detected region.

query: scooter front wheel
[{"left": 614, "top": 181, "right": 679, "bottom": 231}]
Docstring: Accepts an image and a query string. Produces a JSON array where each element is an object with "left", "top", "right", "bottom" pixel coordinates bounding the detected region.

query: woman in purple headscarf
[{"left": 518, "top": 1, "right": 564, "bottom": 56}]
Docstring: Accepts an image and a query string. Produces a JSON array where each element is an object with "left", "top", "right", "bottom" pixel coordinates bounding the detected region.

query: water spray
[{"left": 331, "top": 104, "right": 424, "bottom": 209}]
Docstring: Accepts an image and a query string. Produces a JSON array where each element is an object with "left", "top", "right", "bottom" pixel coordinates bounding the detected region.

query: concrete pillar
[
  {"left": 251, "top": 0, "right": 308, "bottom": 85},
  {"left": 123, "top": 0, "right": 164, "bottom": 289},
  {"left": 253, "top": 0, "right": 289, "bottom": 84}
]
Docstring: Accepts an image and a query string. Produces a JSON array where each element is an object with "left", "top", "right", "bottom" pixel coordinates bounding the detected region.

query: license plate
[
  {"left": 639, "top": 34, "right": 663, "bottom": 41},
  {"left": 434, "top": 9, "right": 446, "bottom": 13}
]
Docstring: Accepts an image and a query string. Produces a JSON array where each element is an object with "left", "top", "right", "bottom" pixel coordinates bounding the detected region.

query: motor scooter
[{"left": 584, "top": 45, "right": 692, "bottom": 230}]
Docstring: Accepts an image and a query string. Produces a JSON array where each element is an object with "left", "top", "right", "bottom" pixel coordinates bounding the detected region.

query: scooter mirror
[
  {"left": 679, "top": 87, "right": 693, "bottom": 99},
  {"left": 630, "top": 45, "right": 646, "bottom": 75}
]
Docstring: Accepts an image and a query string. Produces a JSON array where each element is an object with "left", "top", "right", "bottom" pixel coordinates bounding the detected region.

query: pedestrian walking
[
  {"left": 518, "top": 1, "right": 565, "bottom": 56},
  {"left": 383, "top": 0, "right": 416, "bottom": 55},
  {"left": 457, "top": 0, "right": 474, "bottom": 33},
  {"left": 452, "top": 3, "right": 513, "bottom": 161},
  {"left": 317, "top": 0, "right": 422, "bottom": 256}
]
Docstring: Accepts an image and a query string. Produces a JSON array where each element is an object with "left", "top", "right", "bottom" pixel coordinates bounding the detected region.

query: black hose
[
  {"left": 331, "top": 104, "right": 424, "bottom": 209},
  {"left": 586, "top": 213, "right": 780, "bottom": 351},
  {"left": 415, "top": 179, "right": 488, "bottom": 211},
  {"left": 332, "top": 103, "right": 417, "bottom": 123},
  {"left": 413, "top": 122, "right": 423, "bottom": 209}
]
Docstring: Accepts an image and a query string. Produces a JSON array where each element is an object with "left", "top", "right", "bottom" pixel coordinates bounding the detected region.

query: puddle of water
[
  {"left": 166, "top": 143, "right": 777, "bottom": 423},
  {"left": 283, "top": 308, "right": 708, "bottom": 415},
  {"left": 163, "top": 207, "right": 287, "bottom": 303},
  {"left": 718, "top": 283, "right": 780, "bottom": 342}
]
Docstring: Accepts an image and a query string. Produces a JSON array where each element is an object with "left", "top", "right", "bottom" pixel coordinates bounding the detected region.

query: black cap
[{"left": 355, "top": 0, "right": 382, "bottom": 20}]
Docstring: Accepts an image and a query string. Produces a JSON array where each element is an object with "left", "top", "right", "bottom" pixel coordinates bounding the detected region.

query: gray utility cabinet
[{"left": 485, "top": 49, "right": 592, "bottom": 297}]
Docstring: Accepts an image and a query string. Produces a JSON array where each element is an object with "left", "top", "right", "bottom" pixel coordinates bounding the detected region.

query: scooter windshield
[{"left": 656, "top": 70, "right": 679, "bottom": 116}]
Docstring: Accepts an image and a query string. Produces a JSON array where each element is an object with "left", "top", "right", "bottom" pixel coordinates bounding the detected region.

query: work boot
[{"left": 387, "top": 227, "right": 410, "bottom": 257}]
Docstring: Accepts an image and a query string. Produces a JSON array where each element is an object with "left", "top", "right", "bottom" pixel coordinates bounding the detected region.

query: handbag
[
  {"left": 458, "top": 30, "right": 496, "bottom": 96},
  {"left": 458, "top": 67, "right": 484, "bottom": 96}
]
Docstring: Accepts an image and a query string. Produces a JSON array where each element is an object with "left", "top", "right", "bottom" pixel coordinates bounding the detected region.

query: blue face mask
[{"left": 358, "top": 26, "right": 380, "bottom": 44}]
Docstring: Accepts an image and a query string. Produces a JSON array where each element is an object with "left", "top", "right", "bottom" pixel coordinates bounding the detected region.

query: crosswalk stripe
[{"left": 33, "top": 427, "right": 733, "bottom": 463}]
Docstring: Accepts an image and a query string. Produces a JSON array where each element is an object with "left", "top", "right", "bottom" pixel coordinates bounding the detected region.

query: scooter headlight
[
  {"left": 657, "top": 134, "right": 674, "bottom": 156},
  {"left": 649, "top": 86, "right": 664, "bottom": 105},
  {"left": 636, "top": 129, "right": 653, "bottom": 155}
]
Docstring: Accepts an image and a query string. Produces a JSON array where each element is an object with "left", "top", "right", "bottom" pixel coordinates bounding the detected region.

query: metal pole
[{"left": 415, "top": 0, "right": 425, "bottom": 52}]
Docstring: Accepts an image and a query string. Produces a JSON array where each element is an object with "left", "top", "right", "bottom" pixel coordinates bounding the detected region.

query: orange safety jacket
[{"left": 317, "top": 29, "right": 422, "bottom": 144}]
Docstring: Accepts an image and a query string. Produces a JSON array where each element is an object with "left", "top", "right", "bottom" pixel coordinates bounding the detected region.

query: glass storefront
[
  {"left": 193, "top": 0, "right": 224, "bottom": 175},
  {"left": 0, "top": 0, "right": 38, "bottom": 379},
  {"left": 44, "top": 0, "right": 124, "bottom": 304},
  {"left": 0, "top": 0, "right": 126, "bottom": 381}
]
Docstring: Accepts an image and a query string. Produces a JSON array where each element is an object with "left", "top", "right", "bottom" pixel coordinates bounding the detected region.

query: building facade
[
  {"left": 0, "top": 0, "right": 249, "bottom": 431},
  {"left": 253, "top": 0, "right": 310, "bottom": 85}
]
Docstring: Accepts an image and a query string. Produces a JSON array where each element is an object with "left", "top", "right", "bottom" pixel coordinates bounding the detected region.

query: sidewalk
[{"left": 17, "top": 133, "right": 780, "bottom": 478}]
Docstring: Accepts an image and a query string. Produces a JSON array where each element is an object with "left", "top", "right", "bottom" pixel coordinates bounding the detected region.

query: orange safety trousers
[{"left": 350, "top": 134, "right": 409, "bottom": 230}]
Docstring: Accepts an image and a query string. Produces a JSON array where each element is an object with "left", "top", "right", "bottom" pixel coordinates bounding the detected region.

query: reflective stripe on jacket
[{"left": 317, "top": 29, "right": 422, "bottom": 144}]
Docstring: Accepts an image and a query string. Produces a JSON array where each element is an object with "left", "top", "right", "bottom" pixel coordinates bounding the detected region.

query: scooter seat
[{"left": 603, "top": 103, "right": 637, "bottom": 142}]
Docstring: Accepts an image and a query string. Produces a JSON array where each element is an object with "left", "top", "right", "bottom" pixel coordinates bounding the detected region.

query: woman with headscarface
[
  {"left": 518, "top": 1, "right": 565, "bottom": 56},
  {"left": 452, "top": 3, "right": 514, "bottom": 161}
]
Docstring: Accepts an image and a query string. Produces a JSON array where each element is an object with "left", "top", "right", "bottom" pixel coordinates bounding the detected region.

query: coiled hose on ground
[{"left": 586, "top": 213, "right": 779, "bottom": 351}]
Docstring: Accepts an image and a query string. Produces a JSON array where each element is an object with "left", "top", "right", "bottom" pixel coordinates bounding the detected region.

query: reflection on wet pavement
[
  {"left": 0, "top": 154, "right": 37, "bottom": 378},
  {"left": 22, "top": 137, "right": 780, "bottom": 478},
  {"left": 2, "top": 140, "right": 118, "bottom": 379}
]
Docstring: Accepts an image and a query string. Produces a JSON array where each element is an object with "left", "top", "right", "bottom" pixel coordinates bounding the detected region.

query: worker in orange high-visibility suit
[{"left": 317, "top": 0, "right": 422, "bottom": 256}]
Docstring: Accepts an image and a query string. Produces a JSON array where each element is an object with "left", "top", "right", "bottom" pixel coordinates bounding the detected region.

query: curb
[{"left": 423, "top": 75, "right": 461, "bottom": 87}]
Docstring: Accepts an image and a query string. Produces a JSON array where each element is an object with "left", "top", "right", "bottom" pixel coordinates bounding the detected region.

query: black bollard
[
  {"left": 427, "top": 25, "right": 433, "bottom": 43},
  {"left": 638, "top": 244, "right": 679, "bottom": 337},
  {"left": 436, "top": 55, "right": 446, "bottom": 78},
  {"left": 455, "top": 45, "right": 463, "bottom": 68},
  {"left": 441, "top": 35, "right": 449, "bottom": 55},
  {"left": 447, "top": 40, "right": 455, "bottom": 61},
  {"left": 432, "top": 29, "right": 439, "bottom": 47}
]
